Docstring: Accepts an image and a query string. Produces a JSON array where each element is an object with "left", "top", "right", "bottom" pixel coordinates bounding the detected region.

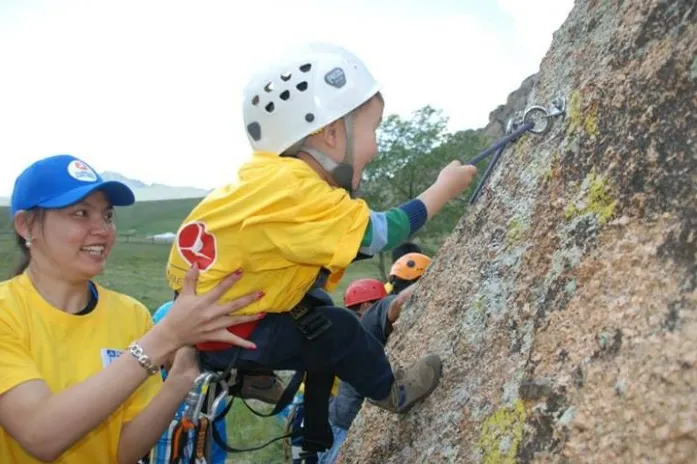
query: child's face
[
  {"left": 304, "top": 95, "right": 384, "bottom": 190},
  {"left": 350, "top": 96, "right": 384, "bottom": 189}
]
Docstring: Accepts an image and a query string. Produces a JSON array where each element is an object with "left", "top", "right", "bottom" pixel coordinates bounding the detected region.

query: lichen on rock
[
  {"left": 477, "top": 400, "right": 526, "bottom": 464},
  {"left": 563, "top": 169, "right": 617, "bottom": 225}
]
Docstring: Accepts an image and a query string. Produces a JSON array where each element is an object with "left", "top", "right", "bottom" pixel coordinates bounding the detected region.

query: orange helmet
[
  {"left": 389, "top": 253, "right": 431, "bottom": 281},
  {"left": 344, "top": 278, "right": 387, "bottom": 308}
]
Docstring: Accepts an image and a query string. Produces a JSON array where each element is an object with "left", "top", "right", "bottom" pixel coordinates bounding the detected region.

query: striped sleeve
[{"left": 359, "top": 199, "right": 428, "bottom": 255}]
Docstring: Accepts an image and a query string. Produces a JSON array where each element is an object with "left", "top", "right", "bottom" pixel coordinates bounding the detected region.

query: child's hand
[
  {"left": 436, "top": 161, "right": 478, "bottom": 198},
  {"left": 387, "top": 284, "right": 418, "bottom": 323},
  {"left": 418, "top": 160, "right": 479, "bottom": 220}
]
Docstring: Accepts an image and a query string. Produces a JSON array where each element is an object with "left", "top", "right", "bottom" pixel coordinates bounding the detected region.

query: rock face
[
  {"left": 340, "top": 0, "right": 697, "bottom": 463},
  {"left": 481, "top": 74, "right": 538, "bottom": 139}
]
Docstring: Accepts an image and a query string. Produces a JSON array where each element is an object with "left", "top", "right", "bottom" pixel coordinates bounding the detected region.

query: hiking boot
[
  {"left": 237, "top": 374, "right": 285, "bottom": 405},
  {"left": 369, "top": 353, "right": 443, "bottom": 413}
]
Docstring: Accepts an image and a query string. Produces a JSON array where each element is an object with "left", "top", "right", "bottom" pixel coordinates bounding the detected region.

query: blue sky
[{"left": 0, "top": 0, "right": 574, "bottom": 195}]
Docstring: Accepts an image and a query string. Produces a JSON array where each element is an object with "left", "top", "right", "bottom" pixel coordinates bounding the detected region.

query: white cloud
[
  {"left": 496, "top": 0, "right": 575, "bottom": 63},
  {"left": 0, "top": 0, "right": 573, "bottom": 196}
]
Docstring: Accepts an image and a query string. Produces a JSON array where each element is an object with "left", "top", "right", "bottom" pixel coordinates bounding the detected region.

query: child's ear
[{"left": 322, "top": 120, "right": 342, "bottom": 148}]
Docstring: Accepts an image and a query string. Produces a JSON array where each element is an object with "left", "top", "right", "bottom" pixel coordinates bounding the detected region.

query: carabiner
[{"left": 182, "top": 372, "right": 218, "bottom": 426}]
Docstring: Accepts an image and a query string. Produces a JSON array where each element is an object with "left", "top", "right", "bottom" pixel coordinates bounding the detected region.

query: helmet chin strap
[{"left": 299, "top": 114, "right": 356, "bottom": 196}]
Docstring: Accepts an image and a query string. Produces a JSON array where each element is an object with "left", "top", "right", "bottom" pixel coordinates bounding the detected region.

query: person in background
[
  {"left": 390, "top": 241, "right": 422, "bottom": 264},
  {"left": 0, "top": 154, "right": 261, "bottom": 463},
  {"left": 384, "top": 242, "right": 423, "bottom": 293},
  {"left": 386, "top": 252, "right": 432, "bottom": 295}
]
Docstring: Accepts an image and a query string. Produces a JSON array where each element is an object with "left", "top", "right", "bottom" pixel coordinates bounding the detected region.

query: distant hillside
[
  {"left": 0, "top": 197, "right": 202, "bottom": 237},
  {"left": 100, "top": 172, "right": 211, "bottom": 202},
  {"left": 0, "top": 172, "right": 210, "bottom": 208}
]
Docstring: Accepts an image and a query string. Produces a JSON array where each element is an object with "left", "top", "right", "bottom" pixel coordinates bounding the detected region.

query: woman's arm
[
  {"left": 117, "top": 369, "right": 194, "bottom": 464},
  {"left": 0, "top": 324, "right": 178, "bottom": 462}
]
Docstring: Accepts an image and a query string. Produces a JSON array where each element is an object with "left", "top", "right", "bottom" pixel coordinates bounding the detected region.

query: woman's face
[{"left": 26, "top": 190, "right": 117, "bottom": 281}]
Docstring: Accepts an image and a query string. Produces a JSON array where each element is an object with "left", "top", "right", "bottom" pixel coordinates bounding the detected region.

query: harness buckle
[{"left": 289, "top": 301, "right": 332, "bottom": 341}]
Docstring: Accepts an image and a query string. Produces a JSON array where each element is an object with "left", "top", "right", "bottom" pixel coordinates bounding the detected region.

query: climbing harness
[
  {"left": 168, "top": 276, "right": 337, "bottom": 463},
  {"left": 468, "top": 97, "right": 566, "bottom": 204},
  {"left": 167, "top": 370, "right": 290, "bottom": 463}
]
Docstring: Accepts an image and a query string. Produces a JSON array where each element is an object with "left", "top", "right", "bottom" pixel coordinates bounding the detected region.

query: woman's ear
[{"left": 13, "top": 211, "right": 32, "bottom": 242}]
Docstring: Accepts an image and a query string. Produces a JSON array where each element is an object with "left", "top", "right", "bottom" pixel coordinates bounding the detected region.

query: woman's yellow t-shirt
[{"left": 0, "top": 273, "right": 163, "bottom": 463}]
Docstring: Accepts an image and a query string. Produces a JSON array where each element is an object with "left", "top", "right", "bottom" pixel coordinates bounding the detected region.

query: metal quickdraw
[
  {"left": 169, "top": 372, "right": 219, "bottom": 464},
  {"left": 192, "top": 416, "right": 211, "bottom": 464},
  {"left": 468, "top": 96, "right": 566, "bottom": 204}
]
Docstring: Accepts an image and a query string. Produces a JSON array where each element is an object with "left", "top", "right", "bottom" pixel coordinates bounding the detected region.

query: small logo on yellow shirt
[
  {"left": 101, "top": 348, "right": 123, "bottom": 368},
  {"left": 176, "top": 221, "right": 218, "bottom": 271}
]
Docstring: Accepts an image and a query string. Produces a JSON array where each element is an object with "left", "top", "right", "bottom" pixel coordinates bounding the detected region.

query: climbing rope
[{"left": 467, "top": 97, "right": 566, "bottom": 204}]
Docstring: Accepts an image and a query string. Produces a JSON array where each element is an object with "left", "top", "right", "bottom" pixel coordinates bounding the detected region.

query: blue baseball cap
[{"left": 10, "top": 154, "right": 136, "bottom": 217}]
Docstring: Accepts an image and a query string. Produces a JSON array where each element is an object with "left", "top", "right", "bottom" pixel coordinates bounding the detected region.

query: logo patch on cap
[{"left": 67, "top": 160, "right": 98, "bottom": 183}]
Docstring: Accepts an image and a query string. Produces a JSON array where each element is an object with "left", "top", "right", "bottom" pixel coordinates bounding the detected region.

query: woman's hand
[
  {"left": 158, "top": 264, "right": 265, "bottom": 351},
  {"left": 166, "top": 346, "right": 200, "bottom": 387}
]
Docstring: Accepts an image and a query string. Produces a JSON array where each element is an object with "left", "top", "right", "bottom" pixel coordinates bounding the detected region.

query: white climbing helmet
[{"left": 242, "top": 42, "right": 381, "bottom": 164}]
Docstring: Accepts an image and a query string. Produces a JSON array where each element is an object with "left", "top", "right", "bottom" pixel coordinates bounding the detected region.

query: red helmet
[{"left": 343, "top": 278, "right": 387, "bottom": 308}]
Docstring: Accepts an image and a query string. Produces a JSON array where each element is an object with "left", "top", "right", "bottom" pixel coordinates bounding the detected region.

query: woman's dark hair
[
  {"left": 13, "top": 232, "right": 30, "bottom": 277},
  {"left": 11, "top": 209, "right": 43, "bottom": 277}
]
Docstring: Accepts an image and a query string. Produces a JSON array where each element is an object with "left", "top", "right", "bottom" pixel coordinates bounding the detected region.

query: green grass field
[{"left": 0, "top": 198, "right": 384, "bottom": 463}]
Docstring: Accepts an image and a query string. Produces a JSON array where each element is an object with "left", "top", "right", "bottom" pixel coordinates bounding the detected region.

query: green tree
[{"left": 358, "top": 106, "right": 491, "bottom": 276}]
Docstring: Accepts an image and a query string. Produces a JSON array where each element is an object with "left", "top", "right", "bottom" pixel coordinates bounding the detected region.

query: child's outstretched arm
[{"left": 359, "top": 160, "right": 477, "bottom": 256}]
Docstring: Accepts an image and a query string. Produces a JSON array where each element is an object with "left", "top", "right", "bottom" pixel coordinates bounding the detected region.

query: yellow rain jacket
[{"left": 166, "top": 152, "right": 370, "bottom": 316}]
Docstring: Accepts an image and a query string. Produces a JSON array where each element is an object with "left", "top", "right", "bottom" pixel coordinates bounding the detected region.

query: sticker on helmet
[{"left": 325, "top": 67, "right": 346, "bottom": 89}]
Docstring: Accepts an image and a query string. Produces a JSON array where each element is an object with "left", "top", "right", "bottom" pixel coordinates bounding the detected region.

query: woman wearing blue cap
[{"left": 0, "top": 154, "right": 263, "bottom": 463}]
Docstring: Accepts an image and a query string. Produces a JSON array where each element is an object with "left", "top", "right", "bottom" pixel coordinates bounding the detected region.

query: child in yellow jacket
[{"left": 165, "top": 43, "right": 476, "bottom": 427}]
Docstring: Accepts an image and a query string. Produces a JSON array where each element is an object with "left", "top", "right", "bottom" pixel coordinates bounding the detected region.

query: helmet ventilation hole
[
  {"left": 296, "top": 81, "right": 308, "bottom": 92},
  {"left": 299, "top": 63, "right": 312, "bottom": 73},
  {"left": 247, "top": 122, "right": 261, "bottom": 141},
  {"left": 265, "top": 102, "right": 275, "bottom": 113},
  {"left": 281, "top": 72, "right": 292, "bottom": 81},
  {"left": 264, "top": 82, "right": 275, "bottom": 93},
  {"left": 280, "top": 90, "right": 291, "bottom": 101},
  {"left": 251, "top": 95, "right": 260, "bottom": 106}
]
